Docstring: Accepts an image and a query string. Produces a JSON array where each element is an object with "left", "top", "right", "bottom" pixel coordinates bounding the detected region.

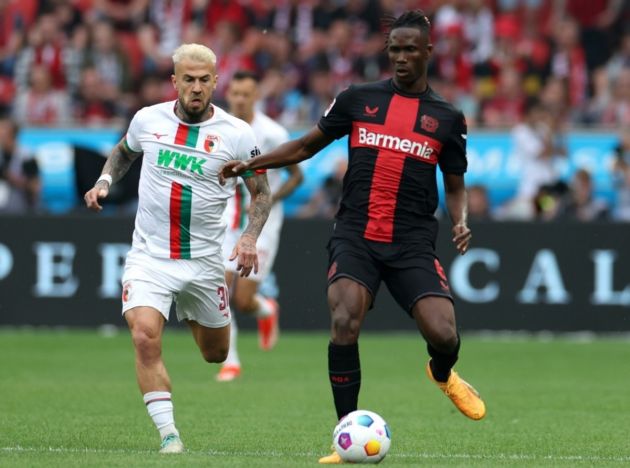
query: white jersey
[
  {"left": 126, "top": 101, "right": 259, "bottom": 259},
  {"left": 224, "top": 111, "right": 290, "bottom": 233}
]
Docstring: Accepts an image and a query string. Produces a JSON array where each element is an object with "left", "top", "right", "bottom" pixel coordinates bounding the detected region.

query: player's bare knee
[
  {"left": 131, "top": 327, "right": 161, "bottom": 361},
  {"left": 233, "top": 294, "right": 256, "bottom": 314},
  {"left": 201, "top": 346, "right": 228, "bottom": 363},
  {"left": 331, "top": 311, "right": 361, "bottom": 343},
  {"left": 427, "top": 326, "right": 458, "bottom": 353}
]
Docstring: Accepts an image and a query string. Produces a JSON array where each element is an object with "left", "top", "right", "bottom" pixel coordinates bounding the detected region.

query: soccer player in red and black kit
[{"left": 220, "top": 10, "right": 486, "bottom": 463}]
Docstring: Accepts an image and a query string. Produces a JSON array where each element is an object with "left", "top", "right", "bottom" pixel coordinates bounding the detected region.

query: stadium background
[
  {"left": 2, "top": 2, "right": 630, "bottom": 466},
  {"left": 1, "top": 0, "right": 629, "bottom": 331}
]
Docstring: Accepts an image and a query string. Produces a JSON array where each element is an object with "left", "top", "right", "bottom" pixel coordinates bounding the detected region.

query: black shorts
[{"left": 326, "top": 235, "right": 453, "bottom": 315}]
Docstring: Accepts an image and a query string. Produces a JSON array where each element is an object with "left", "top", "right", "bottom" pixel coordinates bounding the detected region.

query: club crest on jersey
[
  {"left": 204, "top": 134, "right": 219, "bottom": 153},
  {"left": 420, "top": 115, "right": 439, "bottom": 133}
]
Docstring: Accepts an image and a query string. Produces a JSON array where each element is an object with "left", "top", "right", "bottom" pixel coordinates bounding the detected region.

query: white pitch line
[{"left": 2, "top": 446, "right": 630, "bottom": 463}]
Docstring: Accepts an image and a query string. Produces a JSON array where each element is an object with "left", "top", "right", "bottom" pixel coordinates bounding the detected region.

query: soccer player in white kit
[
  {"left": 84, "top": 44, "right": 272, "bottom": 453},
  {"left": 217, "top": 71, "right": 303, "bottom": 382}
]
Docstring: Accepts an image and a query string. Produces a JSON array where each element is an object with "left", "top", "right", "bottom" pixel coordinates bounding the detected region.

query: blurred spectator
[
  {"left": 210, "top": 20, "right": 255, "bottom": 100},
  {"left": 498, "top": 98, "right": 565, "bottom": 219},
  {"left": 83, "top": 20, "right": 133, "bottom": 95},
  {"left": 579, "top": 67, "right": 612, "bottom": 124},
  {"left": 297, "top": 159, "right": 346, "bottom": 219},
  {"left": 12, "top": 64, "right": 71, "bottom": 125},
  {"left": 300, "top": 63, "right": 336, "bottom": 124},
  {"left": 13, "top": 13, "right": 74, "bottom": 93},
  {"left": 553, "top": 0, "right": 625, "bottom": 71},
  {"left": 0, "top": 0, "right": 32, "bottom": 78},
  {"left": 0, "top": 117, "right": 40, "bottom": 213},
  {"left": 563, "top": 168, "right": 609, "bottom": 221},
  {"left": 606, "top": 27, "right": 630, "bottom": 83},
  {"left": 600, "top": 67, "right": 630, "bottom": 127},
  {"left": 204, "top": 0, "right": 251, "bottom": 34},
  {"left": 480, "top": 65, "right": 525, "bottom": 127},
  {"left": 467, "top": 184, "right": 492, "bottom": 221},
  {"left": 430, "top": 22, "right": 473, "bottom": 94},
  {"left": 540, "top": 76, "right": 571, "bottom": 125},
  {"left": 137, "top": 0, "right": 198, "bottom": 76},
  {"left": 434, "top": 0, "right": 494, "bottom": 66},
  {"left": 73, "top": 67, "right": 118, "bottom": 126},
  {"left": 533, "top": 181, "right": 569, "bottom": 221},
  {"left": 266, "top": 0, "right": 317, "bottom": 48},
  {"left": 92, "top": 0, "right": 149, "bottom": 32},
  {"left": 322, "top": 19, "right": 363, "bottom": 92},
  {"left": 549, "top": 16, "right": 588, "bottom": 108},
  {"left": 611, "top": 127, "right": 630, "bottom": 221}
]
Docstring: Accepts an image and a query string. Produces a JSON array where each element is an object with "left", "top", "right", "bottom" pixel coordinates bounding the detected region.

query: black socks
[
  {"left": 328, "top": 342, "right": 361, "bottom": 420},
  {"left": 427, "top": 334, "right": 461, "bottom": 382}
]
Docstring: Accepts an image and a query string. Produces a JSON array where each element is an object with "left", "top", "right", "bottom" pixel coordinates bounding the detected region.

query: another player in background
[
  {"left": 84, "top": 44, "right": 271, "bottom": 453},
  {"left": 219, "top": 10, "right": 486, "bottom": 464},
  {"left": 217, "top": 70, "right": 303, "bottom": 382}
]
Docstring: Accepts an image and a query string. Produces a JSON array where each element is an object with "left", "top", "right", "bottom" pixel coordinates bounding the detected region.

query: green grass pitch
[{"left": 1, "top": 329, "right": 629, "bottom": 467}]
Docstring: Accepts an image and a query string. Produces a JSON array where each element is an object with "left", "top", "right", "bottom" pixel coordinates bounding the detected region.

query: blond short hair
[{"left": 172, "top": 43, "right": 217, "bottom": 66}]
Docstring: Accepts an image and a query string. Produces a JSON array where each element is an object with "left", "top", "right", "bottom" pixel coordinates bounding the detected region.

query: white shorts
[
  {"left": 121, "top": 247, "right": 231, "bottom": 328},
  {"left": 222, "top": 219, "right": 280, "bottom": 282}
]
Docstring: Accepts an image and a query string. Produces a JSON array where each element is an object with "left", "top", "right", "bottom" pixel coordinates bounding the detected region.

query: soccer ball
[{"left": 332, "top": 410, "right": 391, "bottom": 463}]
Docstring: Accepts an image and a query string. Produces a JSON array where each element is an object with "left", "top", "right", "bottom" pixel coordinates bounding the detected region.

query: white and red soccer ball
[{"left": 332, "top": 410, "right": 391, "bottom": 463}]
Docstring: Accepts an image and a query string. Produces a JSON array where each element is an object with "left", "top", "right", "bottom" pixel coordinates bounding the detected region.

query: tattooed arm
[
  {"left": 229, "top": 172, "right": 272, "bottom": 277},
  {"left": 84, "top": 138, "right": 143, "bottom": 212}
]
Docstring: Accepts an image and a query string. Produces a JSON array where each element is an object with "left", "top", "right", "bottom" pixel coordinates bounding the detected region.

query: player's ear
[
  {"left": 171, "top": 74, "right": 177, "bottom": 89},
  {"left": 213, "top": 74, "right": 219, "bottom": 90}
]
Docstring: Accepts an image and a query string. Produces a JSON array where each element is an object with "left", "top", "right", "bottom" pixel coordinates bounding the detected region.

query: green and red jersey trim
[
  {"left": 169, "top": 182, "right": 192, "bottom": 259},
  {"left": 174, "top": 123, "right": 200, "bottom": 149}
]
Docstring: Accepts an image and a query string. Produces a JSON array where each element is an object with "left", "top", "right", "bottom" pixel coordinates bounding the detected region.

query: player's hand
[
  {"left": 219, "top": 160, "right": 250, "bottom": 186},
  {"left": 84, "top": 181, "right": 110, "bottom": 212},
  {"left": 230, "top": 234, "right": 259, "bottom": 277},
  {"left": 452, "top": 223, "right": 471, "bottom": 255}
]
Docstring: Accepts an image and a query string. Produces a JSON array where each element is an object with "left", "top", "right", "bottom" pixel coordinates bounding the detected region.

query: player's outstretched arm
[
  {"left": 231, "top": 172, "right": 272, "bottom": 277},
  {"left": 443, "top": 173, "right": 471, "bottom": 255},
  {"left": 219, "top": 127, "right": 333, "bottom": 184},
  {"left": 84, "top": 138, "right": 143, "bottom": 212}
]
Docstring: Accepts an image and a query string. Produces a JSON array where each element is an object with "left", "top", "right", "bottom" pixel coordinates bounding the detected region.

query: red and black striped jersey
[{"left": 317, "top": 79, "right": 467, "bottom": 245}]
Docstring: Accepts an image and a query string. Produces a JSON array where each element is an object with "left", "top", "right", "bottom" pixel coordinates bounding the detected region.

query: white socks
[
  {"left": 143, "top": 391, "right": 179, "bottom": 440},
  {"left": 254, "top": 294, "right": 273, "bottom": 318},
  {"left": 222, "top": 316, "right": 241, "bottom": 367}
]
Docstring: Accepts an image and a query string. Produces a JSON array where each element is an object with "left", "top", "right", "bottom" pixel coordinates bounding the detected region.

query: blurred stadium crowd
[{"left": 0, "top": 0, "right": 629, "bottom": 220}]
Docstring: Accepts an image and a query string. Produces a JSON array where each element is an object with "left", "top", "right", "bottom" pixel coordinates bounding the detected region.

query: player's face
[
  {"left": 226, "top": 78, "right": 258, "bottom": 120},
  {"left": 388, "top": 27, "right": 432, "bottom": 89},
  {"left": 172, "top": 58, "right": 218, "bottom": 119}
]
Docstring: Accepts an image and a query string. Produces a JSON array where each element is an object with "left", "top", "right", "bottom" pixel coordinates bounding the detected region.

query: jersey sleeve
[
  {"left": 438, "top": 110, "right": 468, "bottom": 175},
  {"left": 236, "top": 124, "right": 262, "bottom": 179},
  {"left": 317, "top": 86, "right": 354, "bottom": 140},
  {"left": 124, "top": 109, "right": 144, "bottom": 153}
]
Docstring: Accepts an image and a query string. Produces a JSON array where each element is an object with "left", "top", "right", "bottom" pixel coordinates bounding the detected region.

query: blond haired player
[
  {"left": 217, "top": 70, "right": 303, "bottom": 381},
  {"left": 84, "top": 44, "right": 271, "bottom": 453}
]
